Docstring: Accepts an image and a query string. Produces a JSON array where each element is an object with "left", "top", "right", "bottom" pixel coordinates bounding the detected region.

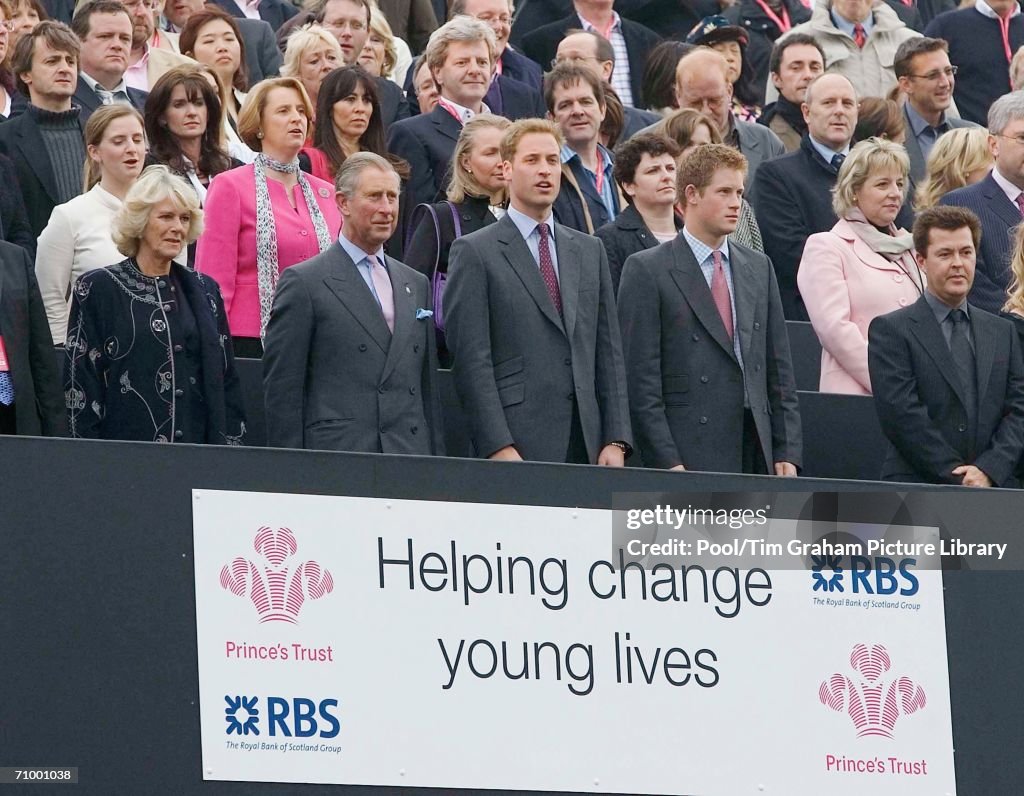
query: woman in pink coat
[
  {"left": 196, "top": 77, "right": 341, "bottom": 353},
  {"left": 798, "top": 138, "right": 925, "bottom": 395}
]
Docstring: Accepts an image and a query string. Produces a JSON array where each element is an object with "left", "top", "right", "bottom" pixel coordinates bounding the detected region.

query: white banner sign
[{"left": 193, "top": 489, "right": 956, "bottom": 795}]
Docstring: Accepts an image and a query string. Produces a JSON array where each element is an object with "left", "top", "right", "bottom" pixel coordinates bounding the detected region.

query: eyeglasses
[
  {"left": 907, "top": 65, "right": 957, "bottom": 81},
  {"left": 997, "top": 133, "right": 1024, "bottom": 146}
]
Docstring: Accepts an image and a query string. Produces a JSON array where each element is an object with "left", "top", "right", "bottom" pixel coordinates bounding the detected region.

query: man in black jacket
[
  {"left": 521, "top": 0, "right": 660, "bottom": 108},
  {"left": 869, "top": 206, "right": 1024, "bottom": 487},
  {"left": 758, "top": 34, "right": 824, "bottom": 152},
  {"left": 724, "top": 0, "right": 812, "bottom": 104},
  {"left": 0, "top": 240, "right": 67, "bottom": 437}
]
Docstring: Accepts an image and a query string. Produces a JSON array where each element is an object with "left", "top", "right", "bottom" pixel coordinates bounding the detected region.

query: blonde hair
[
  {"left": 1006, "top": 223, "right": 1024, "bottom": 314},
  {"left": 367, "top": 5, "right": 397, "bottom": 78},
  {"left": 447, "top": 113, "right": 511, "bottom": 203},
  {"left": 914, "top": 127, "right": 993, "bottom": 211},
  {"left": 499, "top": 117, "right": 563, "bottom": 162},
  {"left": 83, "top": 104, "right": 144, "bottom": 192},
  {"left": 425, "top": 15, "right": 495, "bottom": 74},
  {"left": 1012, "top": 45, "right": 1024, "bottom": 91},
  {"left": 112, "top": 166, "right": 203, "bottom": 258},
  {"left": 280, "top": 23, "right": 342, "bottom": 80},
  {"left": 236, "top": 76, "right": 314, "bottom": 151},
  {"left": 832, "top": 137, "right": 910, "bottom": 217}
]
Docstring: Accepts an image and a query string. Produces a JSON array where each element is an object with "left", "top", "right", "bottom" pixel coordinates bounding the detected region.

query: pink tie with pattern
[
  {"left": 537, "top": 222, "right": 562, "bottom": 315},
  {"left": 370, "top": 255, "right": 395, "bottom": 333},
  {"left": 711, "top": 250, "right": 733, "bottom": 339}
]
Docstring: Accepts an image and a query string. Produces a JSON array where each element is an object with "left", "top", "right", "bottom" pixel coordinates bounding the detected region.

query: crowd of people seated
[{"left": 4, "top": 0, "right": 1024, "bottom": 488}]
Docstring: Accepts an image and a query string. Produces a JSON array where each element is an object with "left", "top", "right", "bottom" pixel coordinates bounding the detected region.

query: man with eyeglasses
[
  {"left": 939, "top": 91, "right": 1024, "bottom": 313},
  {"left": 122, "top": 0, "right": 194, "bottom": 91},
  {"left": 895, "top": 37, "right": 977, "bottom": 192},
  {"left": 925, "top": 0, "right": 1024, "bottom": 125},
  {"left": 450, "top": 0, "right": 541, "bottom": 92}
]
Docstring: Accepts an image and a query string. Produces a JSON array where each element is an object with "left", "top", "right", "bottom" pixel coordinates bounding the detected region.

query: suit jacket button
[
  {"left": 174, "top": 430, "right": 183, "bottom": 439},
  {"left": 189, "top": 376, "right": 196, "bottom": 384},
  {"left": 755, "top": 364, "right": 761, "bottom": 372},
  {"left": 411, "top": 426, "right": 418, "bottom": 434},
  {"left": 958, "top": 423, "right": 967, "bottom": 432},
  {"left": 173, "top": 344, "right": 183, "bottom": 353},
  {"left": 700, "top": 375, "right": 709, "bottom": 383},
  {"left": 567, "top": 393, "right": 574, "bottom": 400},
  {"left": 174, "top": 388, "right": 183, "bottom": 397},
  {"left": 379, "top": 385, "right": 387, "bottom": 393},
  {"left": 359, "top": 343, "right": 368, "bottom": 352},
  {"left": 409, "top": 386, "right": 416, "bottom": 395},
  {"left": 754, "top": 322, "right": 761, "bottom": 330},
  {"left": 692, "top": 334, "right": 699, "bottom": 342},
  {"left": 379, "top": 427, "right": 386, "bottom": 434},
  {"left": 699, "top": 416, "right": 708, "bottom": 424},
  {"left": 764, "top": 406, "right": 770, "bottom": 413},
  {"left": 564, "top": 357, "right": 571, "bottom": 365},
  {"left": 414, "top": 344, "right": 420, "bottom": 353}
]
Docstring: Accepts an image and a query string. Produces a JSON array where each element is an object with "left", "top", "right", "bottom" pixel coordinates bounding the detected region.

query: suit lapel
[
  {"left": 730, "top": 247, "right": 756, "bottom": 367},
  {"left": 497, "top": 216, "right": 565, "bottom": 335},
  {"left": 555, "top": 224, "right": 580, "bottom": 341},
  {"left": 73, "top": 83, "right": 101, "bottom": 116},
  {"left": 322, "top": 244, "right": 391, "bottom": 353},
  {"left": 902, "top": 107, "right": 926, "bottom": 181},
  {"left": 982, "top": 174, "right": 1024, "bottom": 230},
  {"left": 907, "top": 297, "right": 966, "bottom": 402},
  {"left": 380, "top": 257, "right": 414, "bottom": 383},
  {"left": 972, "top": 307, "right": 996, "bottom": 411},
  {"left": 668, "top": 237, "right": 737, "bottom": 362},
  {"left": 17, "top": 116, "right": 59, "bottom": 205},
  {"left": 430, "top": 104, "right": 463, "bottom": 143}
]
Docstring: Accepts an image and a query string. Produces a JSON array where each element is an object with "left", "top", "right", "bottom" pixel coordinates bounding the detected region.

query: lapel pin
[
  {"left": 318, "top": 187, "right": 330, "bottom": 198},
  {"left": 405, "top": 285, "right": 412, "bottom": 294}
]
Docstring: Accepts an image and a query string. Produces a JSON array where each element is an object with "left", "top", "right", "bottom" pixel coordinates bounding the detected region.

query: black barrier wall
[{"left": 0, "top": 436, "right": 1021, "bottom": 795}]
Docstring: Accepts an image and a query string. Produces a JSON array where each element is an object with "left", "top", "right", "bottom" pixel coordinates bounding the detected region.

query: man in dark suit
[
  {"left": 511, "top": 0, "right": 719, "bottom": 44},
  {"left": 521, "top": 0, "right": 661, "bottom": 108},
  {"left": 895, "top": 37, "right": 976, "bottom": 192},
  {"left": 0, "top": 22, "right": 87, "bottom": 237},
  {"left": 618, "top": 144, "right": 801, "bottom": 474},
  {"left": 751, "top": 72, "right": 911, "bottom": 319},
  {"left": 387, "top": 16, "right": 498, "bottom": 208},
  {"left": 162, "top": 0, "right": 282, "bottom": 84},
  {"left": 868, "top": 206, "right": 1024, "bottom": 487},
  {"left": 378, "top": 0, "right": 438, "bottom": 55},
  {"left": 938, "top": 92, "right": 1024, "bottom": 314},
  {"left": 70, "top": 1, "right": 148, "bottom": 124},
  {"left": 211, "top": 0, "right": 296, "bottom": 31},
  {"left": 547, "top": 63, "right": 624, "bottom": 234},
  {"left": 0, "top": 240, "right": 66, "bottom": 437},
  {"left": 451, "top": 0, "right": 542, "bottom": 92},
  {"left": 554, "top": 29, "right": 659, "bottom": 140},
  {"left": 675, "top": 48, "right": 784, "bottom": 190},
  {"left": 263, "top": 153, "right": 443, "bottom": 454},
  {"left": 445, "top": 118, "right": 632, "bottom": 464}
]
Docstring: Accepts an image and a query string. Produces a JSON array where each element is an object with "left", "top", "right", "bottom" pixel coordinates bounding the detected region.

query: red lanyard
[
  {"left": 436, "top": 97, "right": 465, "bottom": 125},
  {"left": 593, "top": 148, "right": 606, "bottom": 196},
  {"left": 752, "top": 0, "right": 791, "bottom": 32},
  {"left": 997, "top": 10, "right": 1014, "bottom": 63}
]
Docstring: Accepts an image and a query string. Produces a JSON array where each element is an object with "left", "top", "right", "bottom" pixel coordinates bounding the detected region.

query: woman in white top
[{"left": 36, "top": 105, "right": 145, "bottom": 345}]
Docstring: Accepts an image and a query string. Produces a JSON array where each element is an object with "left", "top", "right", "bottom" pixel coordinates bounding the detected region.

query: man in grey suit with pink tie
[{"left": 263, "top": 153, "right": 444, "bottom": 454}]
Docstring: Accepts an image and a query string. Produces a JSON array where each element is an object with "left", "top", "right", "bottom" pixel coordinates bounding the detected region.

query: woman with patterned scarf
[{"left": 196, "top": 77, "right": 341, "bottom": 357}]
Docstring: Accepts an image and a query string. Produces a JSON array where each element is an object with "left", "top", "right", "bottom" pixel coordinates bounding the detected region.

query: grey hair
[
  {"left": 112, "top": 166, "right": 203, "bottom": 258},
  {"left": 988, "top": 90, "right": 1024, "bottom": 135},
  {"left": 334, "top": 152, "right": 398, "bottom": 197},
  {"left": 425, "top": 15, "right": 496, "bottom": 73}
]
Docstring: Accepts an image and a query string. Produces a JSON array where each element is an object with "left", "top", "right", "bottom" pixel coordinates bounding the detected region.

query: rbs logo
[
  {"left": 225, "top": 695, "right": 341, "bottom": 738},
  {"left": 811, "top": 556, "right": 919, "bottom": 596}
]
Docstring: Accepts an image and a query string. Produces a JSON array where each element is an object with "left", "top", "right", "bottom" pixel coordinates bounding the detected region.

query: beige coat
[{"left": 766, "top": 0, "right": 920, "bottom": 102}]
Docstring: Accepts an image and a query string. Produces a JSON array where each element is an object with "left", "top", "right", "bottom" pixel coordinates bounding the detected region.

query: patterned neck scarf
[{"left": 254, "top": 152, "right": 333, "bottom": 339}]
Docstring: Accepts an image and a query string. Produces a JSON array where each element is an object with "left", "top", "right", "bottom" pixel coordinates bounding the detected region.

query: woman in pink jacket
[
  {"left": 798, "top": 138, "right": 924, "bottom": 395},
  {"left": 196, "top": 77, "right": 341, "bottom": 354}
]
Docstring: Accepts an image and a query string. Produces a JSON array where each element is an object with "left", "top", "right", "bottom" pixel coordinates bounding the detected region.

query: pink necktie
[
  {"left": 369, "top": 255, "right": 394, "bottom": 333},
  {"left": 853, "top": 23, "right": 866, "bottom": 48},
  {"left": 711, "top": 250, "right": 733, "bottom": 339},
  {"left": 537, "top": 222, "right": 562, "bottom": 316},
  {"left": 1016, "top": 193, "right": 1024, "bottom": 218}
]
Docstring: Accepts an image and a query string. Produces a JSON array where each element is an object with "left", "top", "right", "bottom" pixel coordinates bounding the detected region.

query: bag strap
[
  {"left": 447, "top": 201, "right": 462, "bottom": 239},
  {"left": 406, "top": 202, "right": 443, "bottom": 277}
]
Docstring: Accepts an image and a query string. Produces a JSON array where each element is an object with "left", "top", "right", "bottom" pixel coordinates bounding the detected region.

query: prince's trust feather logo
[
  {"left": 220, "top": 527, "right": 334, "bottom": 623},
  {"left": 819, "top": 644, "right": 927, "bottom": 739}
]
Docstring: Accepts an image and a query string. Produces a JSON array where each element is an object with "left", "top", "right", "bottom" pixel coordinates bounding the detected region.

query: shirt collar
[
  {"left": 560, "top": 143, "right": 613, "bottom": 171},
  {"left": 924, "top": 288, "right": 969, "bottom": 320},
  {"left": 992, "top": 165, "right": 1023, "bottom": 201},
  {"left": 682, "top": 225, "right": 730, "bottom": 263},
  {"left": 507, "top": 205, "right": 555, "bottom": 241},
  {"left": 80, "top": 70, "right": 128, "bottom": 95},
  {"left": 830, "top": 7, "right": 874, "bottom": 36},
  {"left": 808, "top": 134, "right": 850, "bottom": 162},
  {"left": 577, "top": 10, "right": 622, "bottom": 34},
  {"left": 338, "top": 231, "right": 385, "bottom": 266},
  {"left": 437, "top": 96, "right": 489, "bottom": 123},
  {"left": 976, "top": 0, "right": 1021, "bottom": 19},
  {"left": 904, "top": 101, "right": 948, "bottom": 137}
]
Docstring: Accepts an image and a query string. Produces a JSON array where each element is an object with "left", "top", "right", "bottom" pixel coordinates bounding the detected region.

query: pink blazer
[
  {"left": 798, "top": 219, "right": 925, "bottom": 395},
  {"left": 195, "top": 164, "right": 342, "bottom": 338}
]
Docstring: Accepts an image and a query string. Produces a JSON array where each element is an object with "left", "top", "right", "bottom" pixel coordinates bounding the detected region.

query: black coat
[
  {"left": 594, "top": 203, "right": 680, "bottom": 295},
  {"left": 375, "top": 75, "right": 411, "bottom": 130},
  {"left": 869, "top": 296, "right": 1024, "bottom": 486},
  {"left": 0, "top": 239, "right": 66, "bottom": 436},
  {"left": 724, "top": 0, "right": 812, "bottom": 104},
  {"left": 65, "top": 259, "right": 246, "bottom": 444},
  {"left": 521, "top": 14, "right": 661, "bottom": 108},
  {"left": 210, "top": 0, "right": 297, "bottom": 30},
  {"left": 750, "top": 134, "right": 912, "bottom": 320},
  {"left": 0, "top": 107, "right": 86, "bottom": 237},
  {"left": 386, "top": 105, "right": 461, "bottom": 210},
  {"left": 483, "top": 74, "right": 547, "bottom": 121},
  {"left": 510, "top": 0, "right": 718, "bottom": 45},
  {"left": 501, "top": 48, "right": 543, "bottom": 94},
  {"left": 0, "top": 154, "right": 36, "bottom": 258},
  {"left": 72, "top": 79, "right": 148, "bottom": 125}
]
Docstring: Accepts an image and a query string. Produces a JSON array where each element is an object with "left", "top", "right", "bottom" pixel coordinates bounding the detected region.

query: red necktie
[
  {"left": 711, "top": 250, "right": 733, "bottom": 340},
  {"left": 853, "top": 23, "right": 866, "bottom": 48},
  {"left": 537, "top": 222, "right": 562, "bottom": 316}
]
